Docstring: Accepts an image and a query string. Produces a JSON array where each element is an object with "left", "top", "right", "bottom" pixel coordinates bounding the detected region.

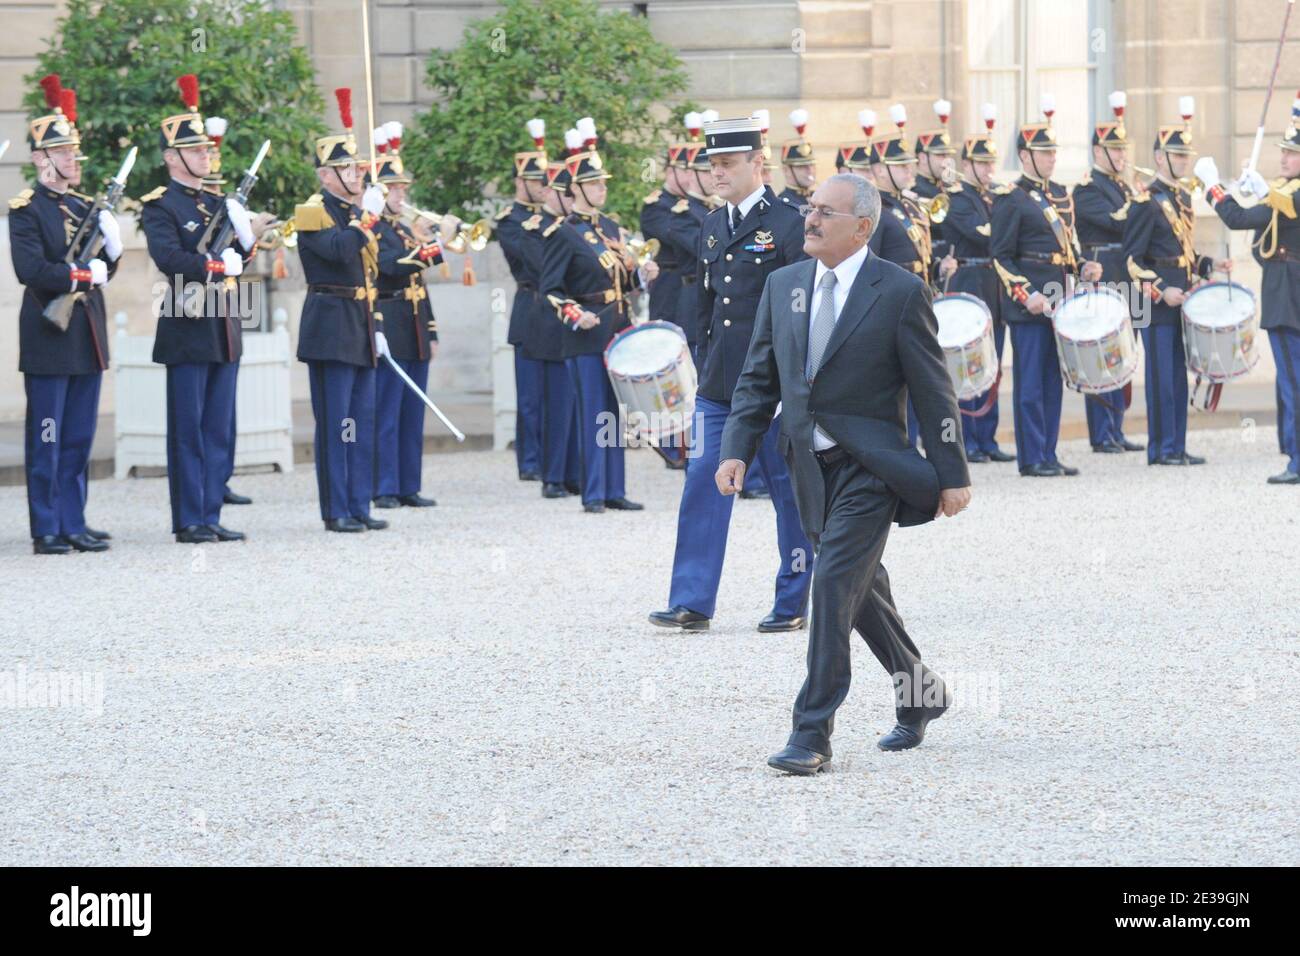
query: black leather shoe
[
  {"left": 33, "top": 535, "right": 72, "bottom": 555},
  {"left": 605, "top": 497, "right": 643, "bottom": 511},
  {"left": 648, "top": 606, "right": 710, "bottom": 631},
  {"left": 223, "top": 490, "right": 253, "bottom": 505},
  {"left": 176, "top": 525, "right": 218, "bottom": 544},
  {"left": 564, "top": 481, "right": 581, "bottom": 495},
  {"left": 399, "top": 493, "right": 437, "bottom": 507},
  {"left": 1181, "top": 452, "right": 1206, "bottom": 465},
  {"left": 583, "top": 502, "right": 605, "bottom": 514},
  {"left": 206, "top": 524, "right": 246, "bottom": 542},
  {"left": 519, "top": 471, "right": 542, "bottom": 482},
  {"left": 1267, "top": 469, "right": 1300, "bottom": 484},
  {"left": 324, "top": 517, "right": 366, "bottom": 533},
  {"left": 355, "top": 514, "right": 388, "bottom": 530},
  {"left": 85, "top": 527, "right": 111, "bottom": 541},
  {"left": 1020, "top": 463, "right": 1060, "bottom": 477},
  {"left": 1092, "top": 441, "right": 1123, "bottom": 454},
  {"left": 986, "top": 447, "right": 1016, "bottom": 462},
  {"left": 1057, "top": 462, "right": 1079, "bottom": 476},
  {"left": 738, "top": 486, "right": 770, "bottom": 500},
  {"left": 1151, "top": 455, "right": 1188, "bottom": 466},
  {"left": 63, "top": 532, "right": 110, "bottom": 552},
  {"left": 1118, "top": 437, "right": 1145, "bottom": 452},
  {"left": 966, "top": 450, "right": 990, "bottom": 463},
  {"left": 879, "top": 701, "right": 950, "bottom": 752},
  {"left": 757, "top": 613, "right": 806, "bottom": 633},
  {"left": 767, "top": 744, "right": 831, "bottom": 775},
  {"left": 373, "top": 495, "right": 401, "bottom": 509},
  {"left": 542, "top": 482, "right": 570, "bottom": 498}
]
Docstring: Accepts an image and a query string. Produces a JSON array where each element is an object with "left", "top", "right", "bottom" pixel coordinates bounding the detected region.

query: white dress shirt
[
  {"left": 726, "top": 185, "right": 768, "bottom": 230},
  {"left": 809, "top": 243, "right": 872, "bottom": 450}
]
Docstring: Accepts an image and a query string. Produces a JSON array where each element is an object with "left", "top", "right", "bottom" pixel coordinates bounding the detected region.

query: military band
[{"left": 13, "top": 79, "right": 1300, "bottom": 558}]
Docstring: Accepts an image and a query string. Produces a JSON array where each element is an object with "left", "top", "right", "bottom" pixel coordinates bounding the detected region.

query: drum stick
[
  {"left": 1247, "top": 0, "right": 1295, "bottom": 175},
  {"left": 382, "top": 352, "right": 466, "bottom": 442}
]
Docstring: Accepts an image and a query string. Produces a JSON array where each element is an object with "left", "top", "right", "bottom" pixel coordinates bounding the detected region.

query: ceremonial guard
[
  {"left": 1123, "top": 98, "right": 1228, "bottom": 466},
  {"left": 10, "top": 75, "right": 117, "bottom": 554},
  {"left": 141, "top": 75, "right": 269, "bottom": 543},
  {"left": 913, "top": 99, "right": 957, "bottom": 266},
  {"left": 200, "top": 114, "right": 254, "bottom": 506},
  {"left": 1072, "top": 91, "right": 1143, "bottom": 454},
  {"left": 541, "top": 121, "right": 652, "bottom": 513},
  {"left": 1198, "top": 101, "right": 1300, "bottom": 484},
  {"left": 292, "top": 88, "right": 391, "bottom": 532},
  {"left": 944, "top": 104, "right": 1015, "bottom": 463},
  {"left": 648, "top": 116, "right": 812, "bottom": 632},
  {"left": 371, "top": 121, "right": 447, "bottom": 509},
  {"left": 502, "top": 118, "right": 547, "bottom": 484},
  {"left": 992, "top": 95, "right": 1102, "bottom": 476},
  {"left": 777, "top": 108, "right": 818, "bottom": 208}
]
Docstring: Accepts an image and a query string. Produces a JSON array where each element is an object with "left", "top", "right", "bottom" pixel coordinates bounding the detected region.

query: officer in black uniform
[
  {"left": 1123, "top": 98, "right": 1229, "bottom": 466},
  {"left": 293, "top": 88, "right": 391, "bottom": 532},
  {"left": 776, "top": 108, "right": 817, "bottom": 208},
  {"left": 371, "top": 120, "right": 451, "bottom": 510},
  {"left": 141, "top": 74, "right": 269, "bottom": 543},
  {"left": 1198, "top": 107, "right": 1300, "bottom": 484},
  {"left": 913, "top": 99, "right": 957, "bottom": 266},
  {"left": 1072, "top": 90, "right": 1143, "bottom": 454},
  {"left": 541, "top": 122, "right": 653, "bottom": 512},
  {"left": 943, "top": 104, "right": 1015, "bottom": 463},
  {"left": 992, "top": 97, "right": 1102, "bottom": 476},
  {"left": 648, "top": 116, "right": 812, "bottom": 633},
  {"left": 10, "top": 75, "right": 117, "bottom": 554}
]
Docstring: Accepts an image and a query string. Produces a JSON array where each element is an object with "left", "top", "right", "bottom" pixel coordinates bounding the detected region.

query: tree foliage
[
  {"left": 23, "top": 0, "right": 325, "bottom": 218},
  {"left": 405, "top": 0, "right": 695, "bottom": 225}
]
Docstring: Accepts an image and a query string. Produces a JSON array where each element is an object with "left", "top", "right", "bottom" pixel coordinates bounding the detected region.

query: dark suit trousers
[{"left": 789, "top": 452, "right": 941, "bottom": 756}]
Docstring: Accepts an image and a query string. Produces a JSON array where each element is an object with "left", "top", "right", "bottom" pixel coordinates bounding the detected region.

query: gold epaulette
[
  {"left": 1076, "top": 173, "right": 1092, "bottom": 189},
  {"left": 140, "top": 186, "right": 166, "bottom": 203},
  {"left": 522, "top": 214, "right": 543, "bottom": 231},
  {"left": 991, "top": 183, "right": 1014, "bottom": 195},
  {"left": 68, "top": 188, "right": 92, "bottom": 202},
  {"left": 1265, "top": 178, "right": 1300, "bottom": 219},
  {"left": 1110, "top": 200, "right": 1130, "bottom": 222},
  {"left": 494, "top": 205, "right": 512, "bottom": 221},
  {"left": 607, "top": 212, "right": 622, "bottom": 225},
  {"left": 293, "top": 194, "right": 330, "bottom": 232},
  {"left": 8, "top": 188, "right": 34, "bottom": 210},
  {"left": 976, "top": 223, "right": 992, "bottom": 237},
  {"left": 542, "top": 219, "right": 562, "bottom": 238},
  {"left": 643, "top": 189, "right": 662, "bottom": 205},
  {"left": 671, "top": 198, "right": 690, "bottom": 214}
]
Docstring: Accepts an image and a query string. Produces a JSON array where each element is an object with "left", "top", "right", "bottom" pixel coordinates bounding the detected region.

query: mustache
[{"left": 805, "top": 227, "right": 823, "bottom": 237}]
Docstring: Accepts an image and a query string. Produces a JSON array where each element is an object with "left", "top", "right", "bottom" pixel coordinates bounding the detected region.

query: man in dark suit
[{"left": 717, "top": 172, "right": 972, "bottom": 775}]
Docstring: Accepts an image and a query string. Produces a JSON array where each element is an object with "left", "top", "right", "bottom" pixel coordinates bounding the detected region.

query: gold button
[
  {"left": 724, "top": 275, "right": 732, "bottom": 283},
  {"left": 723, "top": 297, "right": 731, "bottom": 304},
  {"left": 724, "top": 319, "right": 731, "bottom": 327},
  {"left": 725, "top": 254, "right": 733, "bottom": 261}
]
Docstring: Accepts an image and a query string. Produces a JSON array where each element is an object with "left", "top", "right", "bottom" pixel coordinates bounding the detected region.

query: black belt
[
  {"left": 375, "top": 289, "right": 409, "bottom": 302},
  {"left": 814, "top": 445, "right": 848, "bottom": 467},
  {"left": 1149, "top": 255, "right": 1188, "bottom": 267},
  {"left": 308, "top": 284, "right": 367, "bottom": 300},
  {"left": 956, "top": 257, "right": 992, "bottom": 267},
  {"left": 681, "top": 274, "right": 697, "bottom": 286},
  {"left": 1021, "top": 250, "right": 1068, "bottom": 264},
  {"left": 1270, "top": 246, "right": 1300, "bottom": 264}
]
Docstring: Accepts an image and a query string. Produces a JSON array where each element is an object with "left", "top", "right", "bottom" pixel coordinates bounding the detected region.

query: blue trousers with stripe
[
  {"left": 540, "top": 359, "right": 579, "bottom": 485},
  {"left": 308, "top": 360, "right": 376, "bottom": 521},
  {"left": 1271, "top": 327, "right": 1300, "bottom": 473},
  {"left": 165, "top": 362, "right": 238, "bottom": 532},
  {"left": 667, "top": 396, "right": 813, "bottom": 620},
  {"left": 960, "top": 319, "right": 1007, "bottom": 454},
  {"left": 375, "top": 357, "right": 429, "bottom": 497},
  {"left": 514, "top": 349, "right": 543, "bottom": 477},
  {"left": 567, "top": 353, "right": 625, "bottom": 505},
  {"left": 1009, "top": 321, "right": 1063, "bottom": 468},
  {"left": 1085, "top": 387, "right": 1127, "bottom": 447},
  {"left": 223, "top": 356, "right": 240, "bottom": 495},
  {"left": 24, "top": 372, "right": 101, "bottom": 538},
  {"left": 1140, "top": 324, "right": 1189, "bottom": 462}
]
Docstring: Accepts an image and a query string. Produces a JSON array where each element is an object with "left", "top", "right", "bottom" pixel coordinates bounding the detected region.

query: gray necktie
[{"left": 806, "top": 269, "right": 838, "bottom": 380}]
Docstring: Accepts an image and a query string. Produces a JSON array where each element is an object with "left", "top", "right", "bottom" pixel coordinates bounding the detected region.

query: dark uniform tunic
[
  {"left": 10, "top": 183, "right": 119, "bottom": 539},
  {"left": 640, "top": 187, "right": 711, "bottom": 348},
  {"left": 1072, "top": 166, "right": 1138, "bottom": 447},
  {"left": 496, "top": 199, "right": 546, "bottom": 477},
  {"left": 1123, "top": 178, "right": 1214, "bottom": 463},
  {"left": 141, "top": 178, "right": 254, "bottom": 532},
  {"left": 913, "top": 173, "right": 951, "bottom": 263}
]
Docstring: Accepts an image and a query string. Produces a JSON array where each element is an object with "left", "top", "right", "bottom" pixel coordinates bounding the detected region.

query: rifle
[
  {"left": 197, "top": 139, "right": 271, "bottom": 256},
  {"left": 43, "top": 145, "right": 137, "bottom": 332}
]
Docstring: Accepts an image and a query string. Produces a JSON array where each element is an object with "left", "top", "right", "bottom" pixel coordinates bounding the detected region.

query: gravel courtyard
[{"left": 1, "top": 426, "right": 1296, "bottom": 866}]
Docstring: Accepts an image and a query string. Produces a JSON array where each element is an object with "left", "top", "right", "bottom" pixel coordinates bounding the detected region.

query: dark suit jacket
[{"left": 720, "top": 249, "right": 970, "bottom": 536}]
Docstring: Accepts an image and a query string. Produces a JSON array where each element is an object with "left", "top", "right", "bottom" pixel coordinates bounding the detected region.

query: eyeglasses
[{"left": 797, "top": 204, "right": 865, "bottom": 221}]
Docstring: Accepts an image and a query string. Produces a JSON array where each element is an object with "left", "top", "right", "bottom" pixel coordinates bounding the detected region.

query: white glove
[
  {"left": 220, "top": 247, "right": 244, "bottom": 277},
  {"left": 362, "top": 184, "right": 386, "bottom": 217},
  {"left": 97, "top": 210, "right": 123, "bottom": 261},
  {"left": 374, "top": 330, "right": 392, "bottom": 359},
  {"left": 1193, "top": 156, "right": 1220, "bottom": 191},
  {"left": 1242, "top": 168, "right": 1270, "bottom": 200},
  {"left": 88, "top": 258, "right": 108, "bottom": 287},
  {"left": 225, "top": 197, "right": 256, "bottom": 251}
]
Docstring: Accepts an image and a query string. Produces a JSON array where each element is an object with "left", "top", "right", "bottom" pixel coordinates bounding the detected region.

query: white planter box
[{"left": 113, "top": 309, "right": 295, "bottom": 479}]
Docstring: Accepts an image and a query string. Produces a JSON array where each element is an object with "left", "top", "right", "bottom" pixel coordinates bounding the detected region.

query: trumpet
[
  {"left": 256, "top": 219, "right": 297, "bottom": 250},
  {"left": 922, "top": 192, "right": 950, "bottom": 224},
  {"left": 625, "top": 236, "right": 660, "bottom": 267},
  {"left": 401, "top": 202, "right": 492, "bottom": 254},
  {"left": 1178, "top": 174, "right": 1205, "bottom": 194}
]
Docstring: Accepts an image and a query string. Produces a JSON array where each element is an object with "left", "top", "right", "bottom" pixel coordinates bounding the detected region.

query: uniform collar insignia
[
  {"left": 706, "top": 234, "right": 718, "bottom": 249},
  {"left": 183, "top": 220, "right": 200, "bottom": 232}
]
